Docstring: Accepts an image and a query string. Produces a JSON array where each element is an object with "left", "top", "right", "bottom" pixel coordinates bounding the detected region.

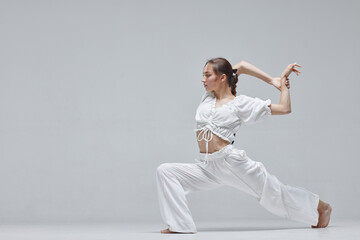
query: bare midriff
[{"left": 196, "top": 130, "right": 230, "bottom": 153}]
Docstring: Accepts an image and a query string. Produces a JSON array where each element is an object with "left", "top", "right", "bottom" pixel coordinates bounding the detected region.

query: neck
[{"left": 213, "top": 86, "right": 234, "bottom": 100}]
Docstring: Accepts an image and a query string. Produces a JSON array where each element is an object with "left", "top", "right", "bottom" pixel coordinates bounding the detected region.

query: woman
[{"left": 156, "top": 58, "right": 332, "bottom": 234}]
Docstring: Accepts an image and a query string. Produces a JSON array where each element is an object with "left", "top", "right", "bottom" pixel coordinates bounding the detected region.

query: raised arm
[
  {"left": 233, "top": 61, "right": 273, "bottom": 84},
  {"left": 269, "top": 63, "right": 301, "bottom": 115},
  {"left": 232, "top": 61, "right": 289, "bottom": 90}
]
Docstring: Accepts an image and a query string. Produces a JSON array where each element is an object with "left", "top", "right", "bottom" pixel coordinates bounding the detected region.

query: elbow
[
  {"left": 279, "top": 105, "right": 291, "bottom": 115},
  {"left": 280, "top": 103, "right": 291, "bottom": 114},
  {"left": 239, "top": 60, "right": 246, "bottom": 66},
  {"left": 237, "top": 61, "right": 247, "bottom": 75}
]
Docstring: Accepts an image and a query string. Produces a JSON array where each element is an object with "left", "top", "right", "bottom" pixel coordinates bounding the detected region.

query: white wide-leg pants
[{"left": 156, "top": 144, "right": 319, "bottom": 233}]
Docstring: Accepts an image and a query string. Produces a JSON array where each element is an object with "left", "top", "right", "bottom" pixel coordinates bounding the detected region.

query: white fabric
[
  {"left": 156, "top": 91, "right": 319, "bottom": 232},
  {"left": 194, "top": 91, "right": 271, "bottom": 162},
  {"left": 156, "top": 144, "right": 320, "bottom": 233}
]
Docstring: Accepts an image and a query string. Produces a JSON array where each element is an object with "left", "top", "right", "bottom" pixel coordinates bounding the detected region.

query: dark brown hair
[{"left": 205, "top": 57, "right": 238, "bottom": 96}]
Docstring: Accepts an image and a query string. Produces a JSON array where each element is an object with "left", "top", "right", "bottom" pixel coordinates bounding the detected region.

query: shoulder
[
  {"left": 235, "top": 94, "right": 268, "bottom": 103},
  {"left": 233, "top": 94, "right": 253, "bottom": 104},
  {"left": 233, "top": 94, "right": 271, "bottom": 108}
]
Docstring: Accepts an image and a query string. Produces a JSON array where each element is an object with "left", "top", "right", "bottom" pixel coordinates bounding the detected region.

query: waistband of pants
[{"left": 198, "top": 144, "right": 233, "bottom": 161}]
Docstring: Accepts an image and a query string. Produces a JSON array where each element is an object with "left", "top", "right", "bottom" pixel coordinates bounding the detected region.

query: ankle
[{"left": 318, "top": 201, "right": 331, "bottom": 213}]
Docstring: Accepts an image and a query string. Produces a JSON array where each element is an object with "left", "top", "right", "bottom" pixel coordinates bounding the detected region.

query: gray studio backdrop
[{"left": 0, "top": 0, "right": 359, "bottom": 224}]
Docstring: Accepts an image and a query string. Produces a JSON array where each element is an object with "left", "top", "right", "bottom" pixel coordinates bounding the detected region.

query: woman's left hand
[{"left": 271, "top": 77, "right": 290, "bottom": 91}]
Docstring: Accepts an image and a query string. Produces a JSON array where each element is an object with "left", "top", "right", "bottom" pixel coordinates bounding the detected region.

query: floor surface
[{"left": 0, "top": 219, "right": 358, "bottom": 240}]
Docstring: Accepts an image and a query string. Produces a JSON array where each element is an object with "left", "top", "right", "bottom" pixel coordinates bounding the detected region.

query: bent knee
[{"left": 156, "top": 163, "right": 174, "bottom": 176}]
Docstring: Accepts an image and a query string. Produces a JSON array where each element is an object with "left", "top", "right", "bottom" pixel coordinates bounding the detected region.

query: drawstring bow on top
[{"left": 194, "top": 126, "right": 213, "bottom": 164}]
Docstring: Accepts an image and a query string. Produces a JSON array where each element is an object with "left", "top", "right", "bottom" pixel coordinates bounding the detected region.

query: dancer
[{"left": 156, "top": 58, "right": 332, "bottom": 234}]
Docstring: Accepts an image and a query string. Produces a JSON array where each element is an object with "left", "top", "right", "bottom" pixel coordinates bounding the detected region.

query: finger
[{"left": 292, "top": 67, "right": 301, "bottom": 73}]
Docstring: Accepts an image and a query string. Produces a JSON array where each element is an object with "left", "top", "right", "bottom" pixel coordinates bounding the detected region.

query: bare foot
[
  {"left": 312, "top": 200, "right": 332, "bottom": 228},
  {"left": 160, "top": 228, "right": 195, "bottom": 234}
]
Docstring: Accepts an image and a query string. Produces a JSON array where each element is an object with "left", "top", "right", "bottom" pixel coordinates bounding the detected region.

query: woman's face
[{"left": 202, "top": 64, "right": 221, "bottom": 92}]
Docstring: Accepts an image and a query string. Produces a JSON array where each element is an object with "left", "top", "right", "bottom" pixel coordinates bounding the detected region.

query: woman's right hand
[{"left": 281, "top": 63, "right": 301, "bottom": 78}]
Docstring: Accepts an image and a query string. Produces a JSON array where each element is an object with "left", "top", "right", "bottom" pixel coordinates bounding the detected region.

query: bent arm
[
  {"left": 269, "top": 76, "right": 291, "bottom": 115},
  {"left": 232, "top": 61, "right": 273, "bottom": 85}
]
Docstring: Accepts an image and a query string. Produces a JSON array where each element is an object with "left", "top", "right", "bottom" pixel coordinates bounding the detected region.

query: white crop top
[{"left": 194, "top": 91, "right": 272, "bottom": 161}]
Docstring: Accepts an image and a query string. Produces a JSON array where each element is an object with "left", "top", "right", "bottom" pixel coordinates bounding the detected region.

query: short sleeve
[{"left": 234, "top": 95, "right": 272, "bottom": 125}]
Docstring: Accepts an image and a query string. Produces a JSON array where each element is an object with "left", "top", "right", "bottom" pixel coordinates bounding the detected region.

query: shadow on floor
[{"left": 197, "top": 226, "right": 311, "bottom": 232}]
